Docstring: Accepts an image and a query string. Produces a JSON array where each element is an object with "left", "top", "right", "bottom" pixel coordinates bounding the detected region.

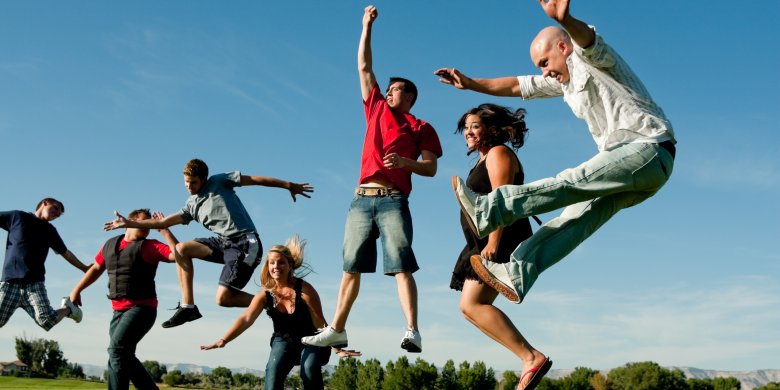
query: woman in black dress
[{"left": 451, "top": 104, "right": 547, "bottom": 387}]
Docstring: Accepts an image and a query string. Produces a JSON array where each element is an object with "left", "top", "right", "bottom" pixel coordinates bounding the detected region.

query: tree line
[
  {"left": 11, "top": 336, "right": 780, "bottom": 389},
  {"left": 13, "top": 336, "right": 85, "bottom": 379}
]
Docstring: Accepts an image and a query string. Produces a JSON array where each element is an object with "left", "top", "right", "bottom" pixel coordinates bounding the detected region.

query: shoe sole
[
  {"left": 452, "top": 176, "right": 479, "bottom": 237},
  {"left": 301, "top": 339, "right": 348, "bottom": 349},
  {"left": 401, "top": 340, "right": 422, "bottom": 353},
  {"left": 161, "top": 312, "right": 203, "bottom": 328},
  {"left": 71, "top": 308, "right": 82, "bottom": 323},
  {"left": 470, "top": 255, "right": 521, "bottom": 303}
]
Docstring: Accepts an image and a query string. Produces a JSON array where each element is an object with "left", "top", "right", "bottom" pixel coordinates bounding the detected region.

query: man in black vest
[{"left": 69, "top": 209, "right": 178, "bottom": 390}]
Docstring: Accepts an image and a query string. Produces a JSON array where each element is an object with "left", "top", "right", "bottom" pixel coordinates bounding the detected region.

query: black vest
[{"left": 102, "top": 235, "right": 158, "bottom": 300}]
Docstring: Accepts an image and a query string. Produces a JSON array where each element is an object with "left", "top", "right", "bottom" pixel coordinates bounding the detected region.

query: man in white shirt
[
  {"left": 435, "top": 3, "right": 675, "bottom": 388},
  {"left": 436, "top": 0, "right": 675, "bottom": 305}
]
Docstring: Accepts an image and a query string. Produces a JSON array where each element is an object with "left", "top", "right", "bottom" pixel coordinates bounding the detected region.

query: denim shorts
[
  {"left": 195, "top": 232, "right": 262, "bottom": 291},
  {"left": 342, "top": 193, "right": 418, "bottom": 274}
]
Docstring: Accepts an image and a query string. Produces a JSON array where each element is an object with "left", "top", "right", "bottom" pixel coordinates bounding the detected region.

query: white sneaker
[
  {"left": 452, "top": 176, "right": 481, "bottom": 237},
  {"left": 401, "top": 328, "right": 422, "bottom": 353},
  {"left": 470, "top": 255, "right": 522, "bottom": 303},
  {"left": 301, "top": 327, "right": 348, "bottom": 348},
  {"left": 60, "top": 297, "right": 82, "bottom": 323}
]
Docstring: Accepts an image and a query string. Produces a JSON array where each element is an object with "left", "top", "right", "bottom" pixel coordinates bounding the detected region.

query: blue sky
[{"left": 2, "top": 0, "right": 779, "bottom": 374}]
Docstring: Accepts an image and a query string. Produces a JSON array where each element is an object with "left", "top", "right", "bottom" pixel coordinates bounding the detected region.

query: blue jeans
[
  {"left": 264, "top": 336, "right": 330, "bottom": 390},
  {"left": 475, "top": 142, "right": 674, "bottom": 298},
  {"left": 107, "top": 306, "right": 158, "bottom": 390},
  {"left": 342, "top": 193, "right": 418, "bottom": 274}
]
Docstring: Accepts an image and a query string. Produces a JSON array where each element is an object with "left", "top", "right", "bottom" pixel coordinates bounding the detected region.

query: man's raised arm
[
  {"left": 538, "top": 0, "right": 594, "bottom": 48},
  {"left": 358, "top": 5, "right": 379, "bottom": 101}
]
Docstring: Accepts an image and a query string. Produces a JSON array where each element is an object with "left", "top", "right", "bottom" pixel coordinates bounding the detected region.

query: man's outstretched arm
[
  {"left": 61, "top": 250, "right": 90, "bottom": 273},
  {"left": 104, "top": 212, "right": 184, "bottom": 231},
  {"left": 434, "top": 68, "right": 521, "bottom": 97},
  {"left": 358, "top": 5, "right": 379, "bottom": 101},
  {"left": 239, "top": 175, "right": 313, "bottom": 202}
]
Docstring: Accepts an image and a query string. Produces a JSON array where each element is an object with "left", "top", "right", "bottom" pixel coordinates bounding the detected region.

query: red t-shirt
[
  {"left": 360, "top": 85, "right": 443, "bottom": 195},
  {"left": 95, "top": 239, "right": 173, "bottom": 311}
]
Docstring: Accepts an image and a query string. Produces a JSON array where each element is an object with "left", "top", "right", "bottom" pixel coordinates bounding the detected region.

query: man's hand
[
  {"left": 434, "top": 68, "right": 470, "bottom": 90},
  {"left": 288, "top": 182, "right": 314, "bottom": 202},
  {"left": 104, "top": 211, "right": 128, "bottom": 231},
  {"left": 334, "top": 348, "right": 362, "bottom": 358},
  {"left": 69, "top": 292, "right": 82, "bottom": 307},
  {"left": 383, "top": 153, "right": 408, "bottom": 170},
  {"left": 152, "top": 212, "right": 168, "bottom": 232},
  {"left": 538, "top": 0, "right": 570, "bottom": 24},
  {"left": 363, "top": 5, "right": 378, "bottom": 26}
]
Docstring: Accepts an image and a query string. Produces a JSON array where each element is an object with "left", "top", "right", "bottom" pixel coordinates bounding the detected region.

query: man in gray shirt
[{"left": 104, "top": 159, "right": 313, "bottom": 328}]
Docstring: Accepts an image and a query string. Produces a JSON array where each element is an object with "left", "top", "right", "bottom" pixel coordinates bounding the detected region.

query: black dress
[{"left": 450, "top": 145, "right": 533, "bottom": 291}]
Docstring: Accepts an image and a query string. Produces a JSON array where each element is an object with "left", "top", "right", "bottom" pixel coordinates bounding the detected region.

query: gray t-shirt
[{"left": 179, "top": 171, "right": 257, "bottom": 239}]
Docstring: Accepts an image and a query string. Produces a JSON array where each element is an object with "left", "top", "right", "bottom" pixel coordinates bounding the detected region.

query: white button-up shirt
[{"left": 518, "top": 29, "right": 674, "bottom": 152}]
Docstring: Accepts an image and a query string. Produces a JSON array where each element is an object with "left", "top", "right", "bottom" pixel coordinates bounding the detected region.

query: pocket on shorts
[{"left": 243, "top": 237, "right": 260, "bottom": 266}]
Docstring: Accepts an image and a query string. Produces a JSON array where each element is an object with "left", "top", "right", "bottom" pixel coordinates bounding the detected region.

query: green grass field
[{"left": 0, "top": 377, "right": 121, "bottom": 389}]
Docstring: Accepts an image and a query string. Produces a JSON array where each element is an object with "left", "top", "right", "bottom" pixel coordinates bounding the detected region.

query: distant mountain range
[{"left": 80, "top": 363, "right": 779, "bottom": 389}]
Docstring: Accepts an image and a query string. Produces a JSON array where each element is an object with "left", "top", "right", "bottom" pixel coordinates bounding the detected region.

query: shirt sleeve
[
  {"left": 48, "top": 226, "right": 67, "bottom": 255},
  {"left": 95, "top": 248, "right": 105, "bottom": 266},
  {"left": 0, "top": 211, "right": 12, "bottom": 230},
  {"left": 363, "top": 85, "right": 385, "bottom": 122},
  {"left": 141, "top": 240, "right": 173, "bottom": 264},
  {"left": 418, "top": 123, "right": 443, "bottom": 158},
  {"left": 518, "top": 75, "right": 563, "bottom": 100},
  {"left": 178, "top": 204, "right": 193, "bottom": 225},
  {"left": 225, "top": 171, "right": 242, "bottom": 187},
  {"left": 574, "top": 29, "right": 616, "bottom": 69}
]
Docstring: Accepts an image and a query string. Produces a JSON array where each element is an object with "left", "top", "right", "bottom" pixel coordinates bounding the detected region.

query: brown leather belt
[{"left": 355, "top": 187, "right": 402, "bottom": 197}]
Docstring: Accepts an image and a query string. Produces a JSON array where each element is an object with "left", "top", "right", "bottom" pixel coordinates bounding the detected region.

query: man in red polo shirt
[{"left": 302, "top": 5, "right": 442, "bottom": 353}]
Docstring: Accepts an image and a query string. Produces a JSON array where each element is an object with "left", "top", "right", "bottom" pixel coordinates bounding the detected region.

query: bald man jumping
[{"left": 435, "top": 1, "right": 676, "bottom": 388}]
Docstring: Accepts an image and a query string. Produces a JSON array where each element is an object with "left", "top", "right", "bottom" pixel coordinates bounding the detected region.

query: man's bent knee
[{"left": 215, "top": 288, "right": 233, "bottom": 306}]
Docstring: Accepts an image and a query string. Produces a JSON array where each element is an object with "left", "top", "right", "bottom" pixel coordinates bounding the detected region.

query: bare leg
[
  {"left": 331, "top": 272, "right": 361, "bottom": 331},
  {"left": 460, "top": 279, "right": 546, "bottom": 386},
  {"left": 215, "top": 286, "right": 254, "bottom": 308},
  {"left": 395, "top": 272, "right": 418, "bottom": 330},
  {"left": 174, "top": 241, "right": 211, "bottom": 305}
]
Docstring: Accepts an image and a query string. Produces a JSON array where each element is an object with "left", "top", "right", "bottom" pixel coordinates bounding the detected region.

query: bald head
[
  {"left": 531, "top": 26, "right": 571, "bottom": 58},
  {"left": 530, "top": 26, "right": 573, "bottom": 83}
]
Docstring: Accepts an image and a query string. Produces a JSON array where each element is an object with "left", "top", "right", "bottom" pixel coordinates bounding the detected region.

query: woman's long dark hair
[{"left": 456, "top": 103, "right": 528, "bottom": 155}]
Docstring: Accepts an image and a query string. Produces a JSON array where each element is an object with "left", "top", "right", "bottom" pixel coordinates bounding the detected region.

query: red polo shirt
[{"left": 359, "top": 85, "right": 442, "bottom": 195}]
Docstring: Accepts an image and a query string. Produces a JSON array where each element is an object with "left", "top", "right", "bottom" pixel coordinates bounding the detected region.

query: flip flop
[{"left": 518, "top": 356, "right": 552, "bottom": 390}]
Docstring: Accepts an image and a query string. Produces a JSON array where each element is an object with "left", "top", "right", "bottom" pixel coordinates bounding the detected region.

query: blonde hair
[{"left": 260, "top": 235, "right": 309, "bottom": 290}]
